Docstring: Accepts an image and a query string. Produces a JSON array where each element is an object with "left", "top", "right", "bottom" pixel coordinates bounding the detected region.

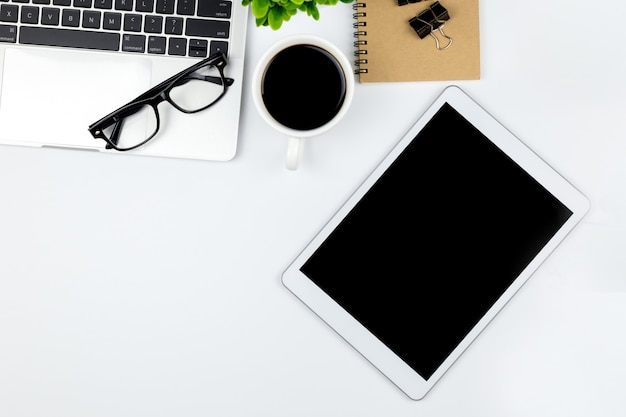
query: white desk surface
[{"left": 1, "top": 1, "right": 625, "bottom": 415}]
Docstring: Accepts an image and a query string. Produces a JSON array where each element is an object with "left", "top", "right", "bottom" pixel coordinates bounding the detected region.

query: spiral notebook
[{"left": 354, "top": 0, "right": 480, "bottom": 83}]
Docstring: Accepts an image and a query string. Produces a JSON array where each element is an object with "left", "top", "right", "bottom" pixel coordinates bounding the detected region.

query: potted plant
[{"left": 242, "top": 0, "right": 355, "bottom": 30}]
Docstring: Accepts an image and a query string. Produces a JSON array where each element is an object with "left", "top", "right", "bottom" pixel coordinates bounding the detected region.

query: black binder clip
[
  {"left": 398, "top": 0, "right": 424, "bottom": 5},
  {"left": 409, "top": 1, "right": 453, "bottom": 50}
]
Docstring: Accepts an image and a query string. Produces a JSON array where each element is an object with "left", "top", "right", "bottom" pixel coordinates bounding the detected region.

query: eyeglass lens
[
  {"left": 102, "top": 105, "right": 158, "bottom": 150},
  {"left": 168, "top": 64, "right": 226, "bottom": 112}
]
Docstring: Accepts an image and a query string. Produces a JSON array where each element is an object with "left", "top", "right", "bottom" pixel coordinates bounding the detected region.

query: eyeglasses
[{"left": 88, "top": 53, "right": 234, "bottom": 152}]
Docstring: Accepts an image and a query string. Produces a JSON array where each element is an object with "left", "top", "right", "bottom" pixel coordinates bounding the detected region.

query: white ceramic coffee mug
[{"left": 252, "top": 35, "right": 355, "bottom": 170}]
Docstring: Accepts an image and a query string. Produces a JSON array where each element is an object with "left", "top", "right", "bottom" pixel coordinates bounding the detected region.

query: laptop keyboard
[{"left": 0, "top": 0, "right": 231, "bottom": 57}]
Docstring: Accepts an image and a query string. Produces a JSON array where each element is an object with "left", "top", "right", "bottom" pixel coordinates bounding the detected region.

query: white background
[{"left": 1, "top": 1, "right": 625, "bottom": 415}]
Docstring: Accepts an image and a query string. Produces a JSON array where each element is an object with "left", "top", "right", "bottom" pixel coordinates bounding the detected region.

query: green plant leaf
[
  {"left": 281, "top": 7, "right": 292, "bottom": 21},
  {"left": 306, "top": 2, "right": 320, "bottom": 20},
  {"left": 243, "top": 0, "right": 355, "bottom": 29},
  {"left": 268, "top": 6, "right": 284, "bottom": 30},
  {"left": 251, "top": 0, "right": 269, "bottom": 18}
]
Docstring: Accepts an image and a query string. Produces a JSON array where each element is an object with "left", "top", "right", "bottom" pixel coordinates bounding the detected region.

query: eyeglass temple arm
[
  {"left": 178, "top": 73, "right": 235, "bottom": 87},
  {"left": 216, "top": 76, "right": 235, "bottom": 87},
  {"left": 107, "top": 118, "right": 124, "bottom": 147}
]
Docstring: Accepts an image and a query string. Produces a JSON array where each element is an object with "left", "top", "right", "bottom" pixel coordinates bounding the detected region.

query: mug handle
[{"left": 286, "top": 137, "right": 305, "bottom": 170}]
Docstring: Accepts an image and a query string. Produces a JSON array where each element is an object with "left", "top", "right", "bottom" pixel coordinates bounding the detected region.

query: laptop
[{"left": 0, "top": 0, "right": 248, "bottom": 161}]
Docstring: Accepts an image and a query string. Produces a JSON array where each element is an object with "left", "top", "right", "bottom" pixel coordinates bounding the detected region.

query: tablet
[{"left": 282, "top": 85, "right": 589, "bottom": 400}]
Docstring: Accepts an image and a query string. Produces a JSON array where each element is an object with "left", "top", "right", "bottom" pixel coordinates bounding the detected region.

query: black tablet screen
[{"left": 300, "top": 103, "right": 573, "bottom": 380}]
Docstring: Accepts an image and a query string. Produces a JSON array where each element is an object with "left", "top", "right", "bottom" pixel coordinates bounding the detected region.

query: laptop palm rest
[{"left": 0, "top": 48, "right": 152, "bottom": 149}]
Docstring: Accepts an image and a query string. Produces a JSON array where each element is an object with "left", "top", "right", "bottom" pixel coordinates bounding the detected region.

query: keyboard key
[
  {"left": 167, "top": 36, "right": 185, "bottom": 55},
  {"left": 73, "top": 0, "right": 92, "bottom": 7},
  {"left": 93, "top": 0, "right": 112, "bottom": 9},
  {"left": 19, "top": 26, "right": 120, "bottom": 50},
  {"left": 41, "top": 7, "right": 60, "bottom": 25},
  {"left": 0, "top": 23, "right": 17, "bottom": 42},
  {"left": 188, "top": 38, "right": 206, "bottom": 57},
  {"left": 53, "top": 0, "right": 71, "bottom": 6},
  {"left": 209, "top": 40, "right": 227, "bottom": 56},
  {"left": 61, "top": 8, "right": 80, "bottom": 26},
  {"left": 176, "top": 0, "right": 194, "bottom": 15},
  {"left": 164, "top": 16, "right": 182, "bottom": 35},
  {"left": 20, "top": 6, "right": 39, "bottom": 24},
  {"left": 155, "top": 0, "right": 173, "bottom": 14},
  {"left": 102, "top": 11, "right": 121, "bottom": 30},
  {"left": 147, "top": 35, "right": 165, "bottom": 54},
  {"left": 33, "top": 0, "right": 52, "bottom": 4},
  {"left": 123, "top": 13, "right": 141, "bottom": 31},
  {"left": 185, "top": 18, "right": 229, "bottom": 38},
  {"left": 82, "top": 10, "right": 101, "bottom": 28},
  {"left": 121, "top": 33, "right": 144, "bottom": 52},
  {"left": 144, "top": 14, "right": 162, "bottom": 33},
  {"left": 115, "top": 0, "right": 132, "bottom": 11},
  {"left": 135, "top": 0, "right": 152, "bottom": 12},
  {"left": 0, "top": 5, "right": 19, "bottom": 23},
  {"left": 197, "top": 0, "right": 231, "bottom": 19}
]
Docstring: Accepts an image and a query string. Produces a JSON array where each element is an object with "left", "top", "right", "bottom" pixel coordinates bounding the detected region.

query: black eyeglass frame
[{"left": 88, "top": 53, "right": 234, "bottom": 152}]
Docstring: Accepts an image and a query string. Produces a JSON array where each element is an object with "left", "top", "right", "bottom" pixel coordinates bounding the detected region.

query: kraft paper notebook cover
[{"left": 354, "top": 0, "right": 480, "bottom": 83}]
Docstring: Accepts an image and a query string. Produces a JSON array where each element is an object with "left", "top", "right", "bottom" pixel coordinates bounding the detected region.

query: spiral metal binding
[{"left": 353, "top": 3, "right": 368, "bottom": 74}]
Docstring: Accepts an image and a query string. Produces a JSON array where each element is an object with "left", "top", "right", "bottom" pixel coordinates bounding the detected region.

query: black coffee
[{"left": 261, "top": 44, "right": 347, "bottom": 131}]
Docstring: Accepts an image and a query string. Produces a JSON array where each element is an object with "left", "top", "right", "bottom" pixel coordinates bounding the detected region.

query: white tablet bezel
[{"left": 282, "top": 85, "right": 590, "bottom": 400}]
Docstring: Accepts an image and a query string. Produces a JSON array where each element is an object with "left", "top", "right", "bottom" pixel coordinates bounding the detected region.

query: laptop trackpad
[{"left": 0, "top": 48, "right": 152, "bottom": 149}]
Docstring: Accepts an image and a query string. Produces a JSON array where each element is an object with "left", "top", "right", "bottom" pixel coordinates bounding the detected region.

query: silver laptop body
[{"left": 0, "top": 0, "right": 248, "bottom": 161}]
